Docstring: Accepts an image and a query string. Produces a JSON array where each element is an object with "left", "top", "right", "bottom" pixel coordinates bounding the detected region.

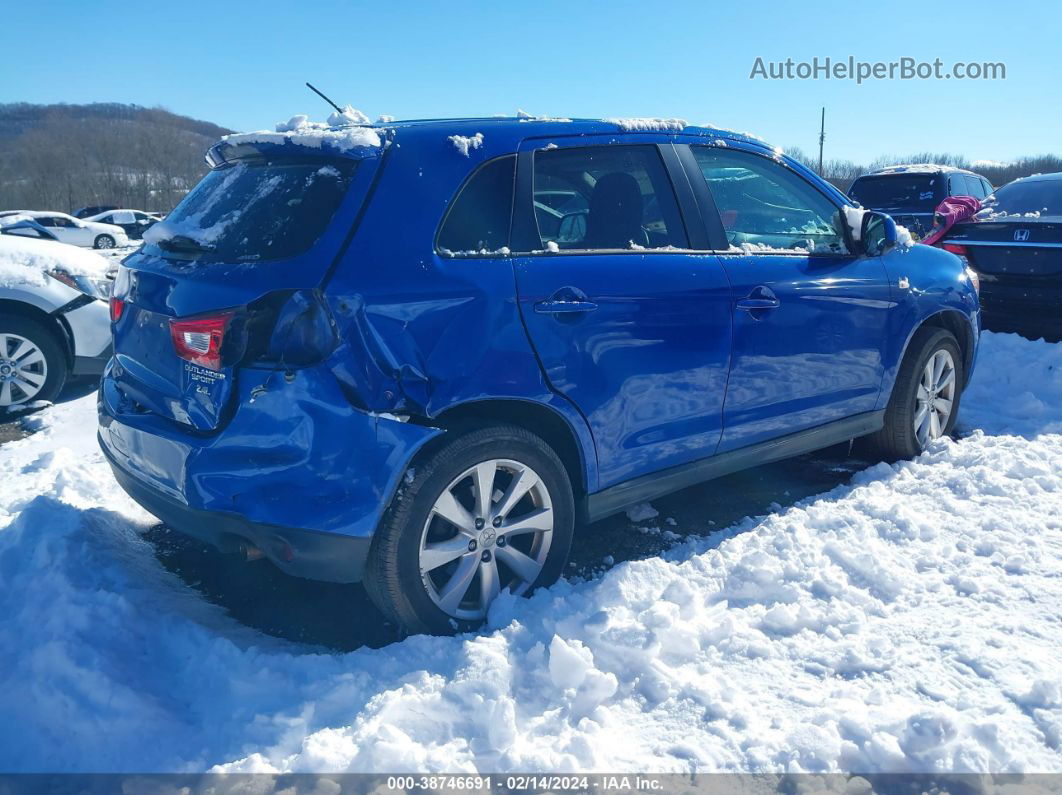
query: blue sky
[{"left": 1, "top": 0, "right": 1057, "bottom": 163}]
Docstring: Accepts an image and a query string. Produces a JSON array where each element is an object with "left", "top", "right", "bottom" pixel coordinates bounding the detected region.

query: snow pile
[
  {"left": 515, "top": 109, "right": 572, "bottom": 123},
  {"left": 871, "top": 164, "right": 949, "bottom": 175},
  {"left": 0, "top": 235, "right": 109, "bottom": 288},
  {"left": 894, "top": 223, "right": 916, "bottom": 249},
  {"left": 625, "top": 502, "right": 659, "bottom": 523},
  {"left": 222, "top": 112, "right": 381, "bottom": 153},
  {"left": 843, "top": 206, "right": 867, "bottom": 240},
  {"left": 448, "top": 132, "right": 484, "bottom": 157},
  {"left": 606, "top": 118, "right": 687, "bottom": 132},
  {"left": 326, "top": 104, "right": 371, "bottom": 127},
  {"left": 0, "top": 332, "right": 1061, "bottom": 773}
]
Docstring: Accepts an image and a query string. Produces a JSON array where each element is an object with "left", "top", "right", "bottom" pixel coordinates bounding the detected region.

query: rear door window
[
  {"left": 437, "top": 155, "right": 516, "bottom": 255},
  {"left": 146, "top": 157, "right": 357, "bottom": 262},
  {"left": 531, "top": 145, "right": 687, "bottom": 250}
]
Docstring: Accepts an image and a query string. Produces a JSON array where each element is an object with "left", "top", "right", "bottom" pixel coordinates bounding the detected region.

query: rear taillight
[
  {"left": 110, "top": 296, "right": 125, "bottom": 323},
  {"left": 941, "top": 243, "right": 970, "bottom": 257},
  {"left": 169, "top": 311, "right": 234, "bottom": 371}
]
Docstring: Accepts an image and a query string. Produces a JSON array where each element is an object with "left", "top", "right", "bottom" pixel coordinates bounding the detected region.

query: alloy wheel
[
  {"left": 0, "top": 333, "right": 49, "bottom": 407},
  {"left": 419, "top": 458, "right": 554, "bottom": 620},
  {"left": 914, "top": 348, "right": 956, "bottom": 447}
]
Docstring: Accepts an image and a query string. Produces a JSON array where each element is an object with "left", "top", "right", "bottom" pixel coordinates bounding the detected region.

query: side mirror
[
  {"left": 558, "top": 211, "right": 587, "bottom": 245},
  {"left": 861, "top": 211, "right": 897, "bottom": 257}
]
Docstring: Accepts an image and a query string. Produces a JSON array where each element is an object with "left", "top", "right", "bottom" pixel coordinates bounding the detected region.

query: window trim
[
  {"left": 434, "top": 153, "right": 517, "bottom": 259},
  {"left": 684, "top": 142, "right": 856, "bottom": 258},
  {"left": 513, "top": 142, "right": 695, "bottom": 257}
]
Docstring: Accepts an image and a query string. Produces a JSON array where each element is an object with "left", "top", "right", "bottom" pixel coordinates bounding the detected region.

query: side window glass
[
  {"left": 113, "top": 210, "right": 136, "bottom": 225},
  {"left": 691, "top": 147, "right": 848, "bottom": 254},
  {"left": 35, "top": 217, "right": 55, "bottom": 227},
  {"left": 531, "top": 145, "right": 688, "bottom": 251},
  {"left": 437, "top": 155, "right": 515, "bottom": 255}
]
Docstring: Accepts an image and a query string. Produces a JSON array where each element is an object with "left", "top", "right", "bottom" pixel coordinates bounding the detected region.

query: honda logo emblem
[{"left": 1014, "top": 229, "right": 1031, "bottom": 242}]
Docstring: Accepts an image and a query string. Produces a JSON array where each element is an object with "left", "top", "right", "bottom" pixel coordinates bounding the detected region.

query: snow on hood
[
  {"left": 605, "top": 117, "right": 687, "bottom": 132},
  {"left": 0, "top": 235, "right": 109, "bottom": 289},
  {"left": 221, "top": 110, "right": 381, "bottom": 153}
]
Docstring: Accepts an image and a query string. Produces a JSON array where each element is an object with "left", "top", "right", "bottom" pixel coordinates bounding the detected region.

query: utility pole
[{"left": 818, "top": 107, "right": 826, "bottom": 176}]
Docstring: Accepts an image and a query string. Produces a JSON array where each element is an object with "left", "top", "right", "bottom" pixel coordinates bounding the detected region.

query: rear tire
[
  {"left": 864, "top": 326, "right": 963, "bottom": 461},
  {"left": 364, "top": 424, "right": 574, "bottom": 635},
  {"left": 94, "top": 234, "right": 115, "bottom": 249},
  {"left": 0, "top": 315, "right": 68, "bottom": 408}
]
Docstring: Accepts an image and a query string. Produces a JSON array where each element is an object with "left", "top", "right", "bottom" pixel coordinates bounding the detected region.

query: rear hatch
[
  {"left": 109, "top": 135, "right": 383, "bottom": 432},
  {"left": 849, "top": 173, "right": 943, "bottom": 236}
]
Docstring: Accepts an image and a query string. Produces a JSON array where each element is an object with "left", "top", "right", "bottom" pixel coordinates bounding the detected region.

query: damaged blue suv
[{"left": 99, "top": 116, "right": 980, "bottom": 634}]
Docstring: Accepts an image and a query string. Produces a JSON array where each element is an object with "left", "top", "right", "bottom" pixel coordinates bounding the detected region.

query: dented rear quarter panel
[{"left": 322, "top": 123, "right": 598, "bottom": 492}]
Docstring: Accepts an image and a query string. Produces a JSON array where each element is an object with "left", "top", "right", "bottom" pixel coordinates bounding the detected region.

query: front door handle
[
  {"left": 736, "top": 286, "right": 780, "bottom": 316},
  {"left": 535, "top": 287, "right": 598, "bottom": 315}
]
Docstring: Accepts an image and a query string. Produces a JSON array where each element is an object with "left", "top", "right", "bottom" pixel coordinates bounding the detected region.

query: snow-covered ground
[{"left": 0, "top": 332, "right": 1060, "bottom": 773}]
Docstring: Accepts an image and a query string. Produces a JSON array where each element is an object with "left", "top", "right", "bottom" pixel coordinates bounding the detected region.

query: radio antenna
[{"left": 305, "top": 82, "right": 344, "bottom": 116}]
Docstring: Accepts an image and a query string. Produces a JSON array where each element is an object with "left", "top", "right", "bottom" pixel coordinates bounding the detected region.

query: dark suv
[
  {"left": 98, "top": 117, "right": 980, "bottom": 634},
  {"left": 849, "top": 165, "right": 994, "bottom": 238}
]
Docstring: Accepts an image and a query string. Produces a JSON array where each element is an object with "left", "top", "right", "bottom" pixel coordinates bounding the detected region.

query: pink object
[{"left": 921, "top": 195, "right": 981, "bottom": 246}]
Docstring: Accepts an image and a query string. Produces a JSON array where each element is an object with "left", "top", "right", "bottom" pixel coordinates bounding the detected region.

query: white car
[
  {"left": 5, "top": 211, "right": 129, "bottom": 250},
  {"left": 0, "top": 234, "right": 113, "bottom": 408}
]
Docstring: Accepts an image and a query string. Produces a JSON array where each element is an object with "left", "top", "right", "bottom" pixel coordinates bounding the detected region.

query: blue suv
[{"left": 98, "top": 117, "right": 980, "bottom": 634}]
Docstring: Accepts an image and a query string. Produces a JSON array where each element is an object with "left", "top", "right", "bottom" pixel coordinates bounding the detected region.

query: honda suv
[{"left": 98, "top": 116, "right": 980, "bottom": 634}]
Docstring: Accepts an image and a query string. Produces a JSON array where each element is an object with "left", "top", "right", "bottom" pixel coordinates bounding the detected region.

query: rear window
[
  {"left": 977, "top": 179, "right": 1060, "bottom": 219},
  {"left": 437, "top": 156, "right": 516, "bottom": 255},
  {"left": 145, "top": 157, "right": 357, "bottom": 262},
  {"left": 849, "top": 175, "right": 940, "bottom": 211}
]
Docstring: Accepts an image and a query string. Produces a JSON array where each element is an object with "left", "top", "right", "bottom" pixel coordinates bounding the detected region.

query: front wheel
[
  {"left": 364, "top": 424, "right": 574, "bottom": 635},
  {"left": 93, "top": 234, "right": 115, "bottom": 249},
  {"left": 865, "top": 326, "right": 963, "bottom": 460}
]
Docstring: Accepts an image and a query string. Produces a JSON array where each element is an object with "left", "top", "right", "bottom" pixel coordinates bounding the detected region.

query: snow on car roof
[
  {"left": 0, "top": 233, "right": 110, "bottom": 288},
  {"left": 865, "top": 164, "right": 980, "bottom": 176},
  {"left": 220, "top": 110, "right": 383, "bottom": 153}
]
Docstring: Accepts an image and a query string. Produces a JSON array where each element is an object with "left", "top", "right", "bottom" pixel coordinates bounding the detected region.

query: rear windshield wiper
[{"left": 155, "top": 235, "right": 216, "bottom": 254}]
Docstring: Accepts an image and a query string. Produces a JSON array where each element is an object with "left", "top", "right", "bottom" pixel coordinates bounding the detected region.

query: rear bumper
[
  {"left": 98, "top": 362, "right": 443, "bottom": 583},
  {"left": 102, "top": 438, "right": 373, "bottom": 582}
]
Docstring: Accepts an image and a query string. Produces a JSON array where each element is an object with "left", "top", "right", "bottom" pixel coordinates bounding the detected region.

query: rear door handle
[
  {"left": 736, "top": 298, "right": 780, "bottom": 311},
  {"left": 534, "top": 287, "right": 598, "bottom": 315}
]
